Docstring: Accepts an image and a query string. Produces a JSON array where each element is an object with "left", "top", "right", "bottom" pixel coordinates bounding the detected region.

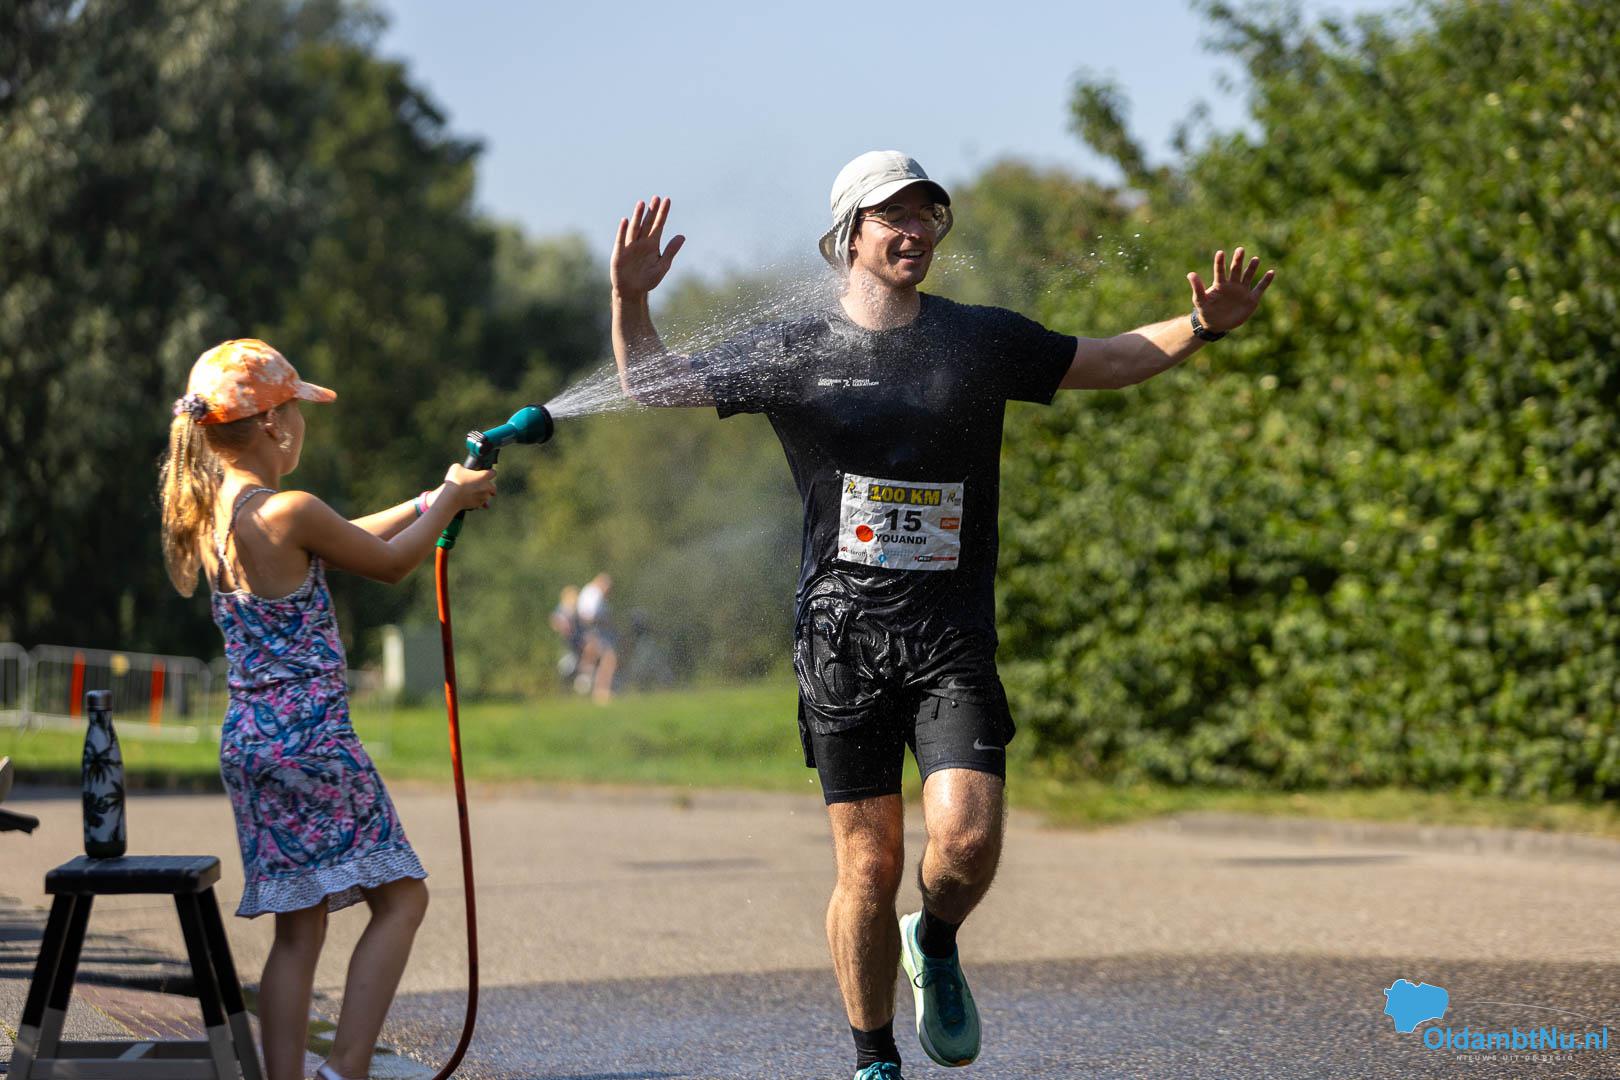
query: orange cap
[{"left": 175, "top": 339, "right": 336, "bottom": 425}]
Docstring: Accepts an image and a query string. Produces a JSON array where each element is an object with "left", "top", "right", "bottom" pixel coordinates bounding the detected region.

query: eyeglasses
[{"left": 859, "top": 202, "right": 952, "bottom": 236}]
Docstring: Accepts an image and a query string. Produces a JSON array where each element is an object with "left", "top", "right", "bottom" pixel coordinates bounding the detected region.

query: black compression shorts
[{"left": 799, "top": 691, "right": 1012, "bottom": 804}]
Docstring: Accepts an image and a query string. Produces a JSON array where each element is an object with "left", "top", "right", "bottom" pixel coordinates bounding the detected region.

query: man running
[{"left": 610, "top": 150, "right": 1274, "bottom": 1080}]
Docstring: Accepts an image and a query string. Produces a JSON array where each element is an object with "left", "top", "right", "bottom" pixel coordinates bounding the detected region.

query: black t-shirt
[{"left": 693, "top": 291, "right": 1076, "bottom": 641}]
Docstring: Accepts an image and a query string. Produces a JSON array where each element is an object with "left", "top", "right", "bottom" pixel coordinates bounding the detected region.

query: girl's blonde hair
[{"left": 158, "top": 407, "right": 278, "bottom": 596}]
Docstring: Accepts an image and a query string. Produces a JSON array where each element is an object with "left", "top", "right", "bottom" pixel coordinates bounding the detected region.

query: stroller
[{"left": 0, "top": 755, "right": 39, "bottom": 834}]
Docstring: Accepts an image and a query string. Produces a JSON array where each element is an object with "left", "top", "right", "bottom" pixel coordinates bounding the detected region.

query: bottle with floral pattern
[{"left": 82, "top": 690, "right": 126, "bottom": 858}]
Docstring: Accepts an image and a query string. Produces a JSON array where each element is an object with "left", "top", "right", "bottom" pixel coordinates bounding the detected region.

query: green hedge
[{"left": 992, "top": 0, "right": 1620, "bottom": 797}]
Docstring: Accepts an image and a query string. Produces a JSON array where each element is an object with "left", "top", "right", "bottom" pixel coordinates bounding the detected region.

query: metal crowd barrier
[
  {"left": 2, "top": 643, "right": 391, "bottom": 750},
  {"left": 0, "top": 642, "right": 29, "bottom": 727},
  {"left": 20, "top": 644, "right": 215, "bottom": 742}
]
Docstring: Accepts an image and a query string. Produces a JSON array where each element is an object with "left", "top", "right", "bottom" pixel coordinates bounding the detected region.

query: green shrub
[{"left": 990, "top": 0, "right": 1620, "bottom": 796}]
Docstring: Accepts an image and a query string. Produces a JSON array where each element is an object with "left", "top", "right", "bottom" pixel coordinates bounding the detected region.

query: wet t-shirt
[{"left": 693, "top": 292, "right": 1076, "bottom": 645}]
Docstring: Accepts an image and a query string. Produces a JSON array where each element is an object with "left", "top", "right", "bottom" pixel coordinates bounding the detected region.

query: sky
[{"left": 376, "top": 0, "right": 1405, "bottom": 285}]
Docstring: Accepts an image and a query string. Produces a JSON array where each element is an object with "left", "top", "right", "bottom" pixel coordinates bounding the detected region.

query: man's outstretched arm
[
  {"left": 611, "top": 196, "right": 713, "bottom": 407},
  {"left": 1060, "top": 246, "right": 1276, "bottom": 390}
]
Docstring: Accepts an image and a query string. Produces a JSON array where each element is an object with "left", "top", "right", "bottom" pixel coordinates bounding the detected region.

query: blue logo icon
[
  {"left": 1384, "top": 980, "right": 1449, "bottom": 1032},
  {"left": 1382, "top": 978, "right": 1612, "bottom": 1052}
]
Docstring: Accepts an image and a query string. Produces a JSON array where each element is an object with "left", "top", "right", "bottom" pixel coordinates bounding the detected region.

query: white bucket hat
[{"left": 818, "top": 150, "right": 952, "bottom": 270}]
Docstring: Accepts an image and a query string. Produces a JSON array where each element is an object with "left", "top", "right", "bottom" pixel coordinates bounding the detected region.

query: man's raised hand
[
  {"left": 1187, "top": 247, "right": 1276, "bottom": 333},
  {"left": 611, "top": 196, "right": 686, "bottom": 301}
]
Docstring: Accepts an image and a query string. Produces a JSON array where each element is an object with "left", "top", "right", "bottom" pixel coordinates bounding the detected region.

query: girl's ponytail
[{"left": 159, "top": 411, "right": 221, "bottom": 597}]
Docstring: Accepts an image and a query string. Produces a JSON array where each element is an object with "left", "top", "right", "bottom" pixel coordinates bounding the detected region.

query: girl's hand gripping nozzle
[{"left": 437, "top": 405, "right": 554, "bottom": 550}]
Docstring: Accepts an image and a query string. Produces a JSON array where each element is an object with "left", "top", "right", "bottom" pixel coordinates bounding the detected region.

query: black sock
[
  {"left": 918, "top": 906, "right": 961, "bottom": 959},
  {"left": 852, "top": 1021, "right": 900, "bottom": 1069}
]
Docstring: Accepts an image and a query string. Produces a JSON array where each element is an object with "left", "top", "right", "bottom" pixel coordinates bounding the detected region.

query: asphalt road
[{"left": 7, "top": 784, "right": 1620, "bottom": 1078}]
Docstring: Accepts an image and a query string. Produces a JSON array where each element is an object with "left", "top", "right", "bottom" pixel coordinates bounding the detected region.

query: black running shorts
[
  {"left": 800, "top": 691, "right": 1013, "bottom": 804},
  {"left": 792, "top": 570, "right": 1016, "bottom": 803}
]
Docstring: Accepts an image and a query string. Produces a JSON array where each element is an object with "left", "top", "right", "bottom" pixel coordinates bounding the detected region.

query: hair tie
[{"left": 172, "top": 393, "right": 209, "bottom": 422}]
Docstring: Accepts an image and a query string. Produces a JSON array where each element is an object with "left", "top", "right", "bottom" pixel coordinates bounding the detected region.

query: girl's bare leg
[
  {"left": 259, "top": 904, "right": 327, "bottom": 1080},
  {"left": 323, "top": 877, "right": 429, "bottom": 1078}
]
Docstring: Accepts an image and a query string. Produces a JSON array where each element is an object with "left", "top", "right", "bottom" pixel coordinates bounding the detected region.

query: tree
[
  {"left": 0, "top": 0, "right": 340, "bottom": 651},
  {"left": 0, "top": 0, "right": 611, "bottom": 667},
  {"left": 985, "top": 0, "right": 1620, "bottom": 796},
  {"left": 931, "top": 160, "right": 1130, "bottom": 313}
]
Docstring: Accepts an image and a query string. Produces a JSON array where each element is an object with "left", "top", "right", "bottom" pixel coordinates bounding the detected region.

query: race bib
[{"left": 836, "top": 472, "right": 965, "bottom": 571}]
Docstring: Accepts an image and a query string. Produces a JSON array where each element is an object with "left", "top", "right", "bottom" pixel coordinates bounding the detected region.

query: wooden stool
[{"left": 9, "top": 855, "right": 263, "bottom": 1079}]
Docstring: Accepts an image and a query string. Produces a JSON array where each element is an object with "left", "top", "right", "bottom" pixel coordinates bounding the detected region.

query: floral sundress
[{"left": 211, "top": 486, "right": 426, "bottom": 917}]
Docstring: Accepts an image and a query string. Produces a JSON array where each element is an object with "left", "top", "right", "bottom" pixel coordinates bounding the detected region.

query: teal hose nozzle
[
  {"left": 439, "top": 404, "right": 555, "bottom": 549},
  {"left": 463, "top": 404, "right": 554, "bottom": 469}
]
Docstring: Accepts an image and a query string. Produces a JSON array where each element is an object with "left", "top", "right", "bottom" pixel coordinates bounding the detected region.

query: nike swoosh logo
[{"left": 972, "top": 739, "right": 1004, "bottom": 753}]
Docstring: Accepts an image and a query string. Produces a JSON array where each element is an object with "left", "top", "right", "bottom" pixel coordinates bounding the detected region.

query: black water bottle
[{"left": 82, "top": 689, "right": 126, "bottom": 858}]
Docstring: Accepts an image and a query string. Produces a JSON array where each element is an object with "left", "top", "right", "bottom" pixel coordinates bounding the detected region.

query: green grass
[
  {"left": 1013, "top": 765, "right": 1620, "bottom": 836},
  {"left": 2, "top": 722, "right": 224, "bottom": 785},
  {"left": 9, "top": 681, "right": 1620, "bottom": 839},
  {"left": 360, "top": 683, "right": 812, "bottom": 791},
  {"left": 0, "top": 683, "right": 813, "bottom": 793}
]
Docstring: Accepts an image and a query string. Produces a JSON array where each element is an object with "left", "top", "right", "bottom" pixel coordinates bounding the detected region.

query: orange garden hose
[
  {"left": 429, "top": 544, "right": 478, "bottom": 1080},
  {"left": 421, "top": 403, "right": 552, "bottom": 1077}
]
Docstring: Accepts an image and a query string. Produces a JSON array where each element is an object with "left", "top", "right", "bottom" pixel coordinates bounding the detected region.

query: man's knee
[
  {"left": 923, "top": 769, "right": 1005, "bottom": 876},
  {"left": 929, "top": 816, "right": 1002, "bottom": 876},
  {"left": 837, "top": 837, "right": 905, "bottom": 897},
  {"left": 829, "top": 796, "right": 906, "bottom": 898}
]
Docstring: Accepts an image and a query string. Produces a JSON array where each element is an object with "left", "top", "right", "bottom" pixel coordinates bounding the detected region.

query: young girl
[{"left": 159, "top": 339, "right": 496, "bottom": 1080}]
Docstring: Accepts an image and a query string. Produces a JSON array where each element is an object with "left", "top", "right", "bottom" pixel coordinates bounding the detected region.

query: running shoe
[
  {"left": 898, "top": 910, "right": 981, "bottom": 1067},
  {"left": 853, "top": 1063, "right": 904, "bottom": 1080}
]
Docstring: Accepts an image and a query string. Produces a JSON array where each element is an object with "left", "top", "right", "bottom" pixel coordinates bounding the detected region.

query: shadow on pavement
[{"left": 379, "top": 954, "right": 1620, "bottom": 1079}]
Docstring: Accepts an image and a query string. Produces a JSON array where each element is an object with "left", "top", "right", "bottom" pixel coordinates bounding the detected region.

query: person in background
[
  {"left": 550, "top": 584, "right": 585, "bottom": 687},
  {"left": 576, "top": 571, "right": 618, "bottom": 704}
]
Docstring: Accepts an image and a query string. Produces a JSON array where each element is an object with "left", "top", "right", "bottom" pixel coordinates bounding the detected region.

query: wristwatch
[{"left": 1190, "top": 310, "right": 1227, "bottom": 342}]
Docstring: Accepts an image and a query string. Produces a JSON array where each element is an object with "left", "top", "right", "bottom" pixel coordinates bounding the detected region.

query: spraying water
[
  {"left": 540, "top": 364, "right": 639, "bottom": 420},
  {"left": 542, "top": 257, "right": 842, "bottom": 420},
  {"left": 541, "top": 232, "right": 1149, "bottom": 421}
]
